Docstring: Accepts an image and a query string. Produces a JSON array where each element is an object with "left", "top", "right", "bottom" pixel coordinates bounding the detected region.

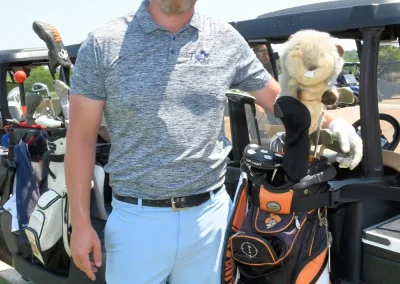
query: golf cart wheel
[
  {"left": 351, "top": 93, "right": 359, "bottom": 106},
  {"left": 352, "top": 113, "right": 400, "bottom": 151}
]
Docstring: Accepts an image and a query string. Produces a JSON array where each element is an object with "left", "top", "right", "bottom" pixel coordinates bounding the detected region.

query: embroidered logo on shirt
[{"left": 190, "top": 49, "right": 210, "bottom": 64}]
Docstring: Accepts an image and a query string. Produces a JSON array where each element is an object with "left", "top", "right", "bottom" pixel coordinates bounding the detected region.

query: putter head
[
  {"left": 25, "top": 92, "right": 43, "bottom": 125},
  {"left": 225, "top": 89, "right": 256, "bottom": 105},
  {"left": 32, "top": 82, "right": 49, "bottom": 92},
  {"left": 310, "top": 129, "right": 334, "bottom": 146},
  {"left": 274, "top": 96, "right": 311, "bottom": 180}
]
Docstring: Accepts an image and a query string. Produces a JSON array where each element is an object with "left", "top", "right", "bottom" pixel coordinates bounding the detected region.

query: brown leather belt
[{"left": 113, "top": 186, "right": 223, "bottom": 211}]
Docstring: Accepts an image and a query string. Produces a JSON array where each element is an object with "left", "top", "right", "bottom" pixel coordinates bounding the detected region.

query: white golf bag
[
  {"left": 24, "top": 136, "right": 108, "bottom": 271},
  {"left": 24, "top": 136, "right": 71, "bottom": 271}
]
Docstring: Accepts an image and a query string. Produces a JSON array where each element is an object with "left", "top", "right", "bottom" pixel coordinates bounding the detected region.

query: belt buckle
[{"left": 171, "top": 198, "right": 189, "bottom": 211}]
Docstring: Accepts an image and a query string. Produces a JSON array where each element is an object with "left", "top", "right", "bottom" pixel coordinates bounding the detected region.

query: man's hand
[
  {"left": 70, "top": 225, "right": 102, "bottom": 281},
  {"left": 329, "top": 118, "right": 363, "bottom": 170}
]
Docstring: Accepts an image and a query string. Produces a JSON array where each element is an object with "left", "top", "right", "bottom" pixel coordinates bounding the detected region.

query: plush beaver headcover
[{"left": 280, "top": 29, "right": 344, "bottom": 94}]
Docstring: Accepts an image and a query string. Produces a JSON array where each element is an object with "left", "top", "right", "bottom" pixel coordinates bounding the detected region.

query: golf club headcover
[
  {"left": 274, "top": 96, "right": 311, "bottom": 180},
  {"left": 25, "top": 92, "right": 43, "bottom": 125},
  {"left": 32, "top": 21, "right": 72, "bottom": 73}
]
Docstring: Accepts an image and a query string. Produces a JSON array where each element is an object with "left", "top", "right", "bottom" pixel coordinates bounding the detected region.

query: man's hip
[{"left": 104, "top": 185, "right": 232, "bottom": 284}]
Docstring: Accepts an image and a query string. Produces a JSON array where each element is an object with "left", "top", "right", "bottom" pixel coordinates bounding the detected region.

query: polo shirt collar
[{"left": 136, "top": 0, "right": 202, "bottom": 34}]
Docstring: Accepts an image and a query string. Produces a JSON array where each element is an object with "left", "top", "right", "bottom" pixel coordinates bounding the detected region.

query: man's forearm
[{"left": 65, "top": 133, "right": 97, "bottom": 229}]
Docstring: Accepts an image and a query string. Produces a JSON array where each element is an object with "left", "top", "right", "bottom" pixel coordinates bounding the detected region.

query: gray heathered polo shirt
[{"left": 70, "top": 0, "right": 272, "bottom": 199}]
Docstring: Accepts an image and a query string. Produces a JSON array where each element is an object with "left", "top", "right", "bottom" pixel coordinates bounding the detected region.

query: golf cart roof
[
  {"left": 231, "top": 0, "right": 400, "bottom": 43},
  {"left": 0, "top": 44, "right": 80, "bottom": 65}
]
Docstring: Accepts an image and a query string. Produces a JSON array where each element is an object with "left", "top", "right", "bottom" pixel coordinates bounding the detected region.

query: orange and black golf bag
[{"left": 222, "top": 96, "right": 338, "bottom": 284}]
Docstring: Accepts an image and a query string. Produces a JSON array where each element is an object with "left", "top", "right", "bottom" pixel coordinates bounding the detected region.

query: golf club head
[
  {"left": 25, "top": 92, "right": 43, "bottom": 125},
  {"left": 274, "top": 96, "right": 311, "bottom": 180},
  {"left": 310, "top": 129, "right": 334, "bottom": 146},
  {"left": 32, "top": 21, "right": 72, "bottom": 73},
  {"left": 32, "top": 83, "right": 50, "bottom": 97},
  {"left": 54, "top": 80, "right": 70, "bottom": 120},
  {"left": 225, "top": 89, "right": 256, "bottom": 105}
]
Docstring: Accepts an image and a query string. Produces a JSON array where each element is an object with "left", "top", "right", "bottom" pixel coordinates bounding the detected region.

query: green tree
[
  {"left": 379, "top": 45, "right": 400, "bottom": 63},
  {"left": 344, "top": 50, "right": 359, "bottom": 62},
  {"left": 23, "top": 66, "right": 59, "bottom": 97}
]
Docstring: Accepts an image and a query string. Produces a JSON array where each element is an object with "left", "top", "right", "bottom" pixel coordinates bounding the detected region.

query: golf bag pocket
[
  {"left": 256, "top": 185, "right": 294, "bottom": 214},
  {"left": 230, "top": 206, "right": 328, "bottom": 283},
  {"left": 24, "top": 189, "right": 70, "bottom": 272}
]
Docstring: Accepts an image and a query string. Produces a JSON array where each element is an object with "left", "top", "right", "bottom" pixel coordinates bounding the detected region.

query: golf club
[
  {"left": 32, "top": 83, "right": 55, "bottom": 116},
  {"left": 225, "top": 90, "right": 261, "bottom": 145}
]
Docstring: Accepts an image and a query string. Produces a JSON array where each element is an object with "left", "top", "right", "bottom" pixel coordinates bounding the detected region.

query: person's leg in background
[{"left": 168, "top": 186, "right": 232, "bottom": 284}]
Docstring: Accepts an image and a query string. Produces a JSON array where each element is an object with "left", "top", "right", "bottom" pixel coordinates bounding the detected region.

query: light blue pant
[{"left": 104, "top": 186, "right": 232, "bottom": 284}]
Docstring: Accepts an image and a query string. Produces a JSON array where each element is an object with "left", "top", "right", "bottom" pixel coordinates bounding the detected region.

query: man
[
  {"left": 253, "top": 44, "right": 273, "bottom": 74},
  {"left": 65, "top": 0, "right": 363, "bottom": 283}
]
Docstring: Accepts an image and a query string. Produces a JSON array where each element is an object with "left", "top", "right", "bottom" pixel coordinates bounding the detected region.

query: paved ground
[{"left": 0, "top": 261, "right": 28, "bottom": 284}]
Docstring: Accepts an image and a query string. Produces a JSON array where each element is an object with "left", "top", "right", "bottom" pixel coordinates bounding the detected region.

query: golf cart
[
  {"left": 223, "top": 0, "right": 400, "bottom": 283},
  {"left": 0, "top": 2, "right": 399, "bottom": 284},
  {"left": 343, "top": 62, "right": 361, "bottom": 82}
]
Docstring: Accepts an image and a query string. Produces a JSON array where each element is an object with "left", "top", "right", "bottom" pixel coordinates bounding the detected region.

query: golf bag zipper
[{"left": 295, "top": 215, "right": 300, "bottom": 229}]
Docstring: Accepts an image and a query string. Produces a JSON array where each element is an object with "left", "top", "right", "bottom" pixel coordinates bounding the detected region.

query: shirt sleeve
[
  {"left": 230, "top": 30, "right": 273, "bottom": 92},
  {"left": 69, "top": 32, "right": 107, "bottom": 100}
]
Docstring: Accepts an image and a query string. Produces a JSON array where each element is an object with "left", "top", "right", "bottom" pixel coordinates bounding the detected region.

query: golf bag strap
[
  {"left": 42, "top": 151, "right": 65, "bottom": 181},
  {"left": 335, "top": 183, "right": 400, "bottom": 204},
  {"left": 291, "top": 183, "right": 400, "bottom": 211}
]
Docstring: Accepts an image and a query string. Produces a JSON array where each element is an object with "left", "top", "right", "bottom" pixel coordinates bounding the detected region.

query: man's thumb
[{"left": 92, "top": 238, "right": 102, "bottom": 267}]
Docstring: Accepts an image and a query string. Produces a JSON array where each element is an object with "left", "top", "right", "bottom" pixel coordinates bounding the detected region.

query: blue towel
[{"left": 15, "top": 140, "right": 41, "bottom": 244}]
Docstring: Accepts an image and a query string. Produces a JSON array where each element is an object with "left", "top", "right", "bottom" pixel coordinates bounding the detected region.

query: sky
[{"left": 0, "top": 0, "right": 357, "bottom": 51}]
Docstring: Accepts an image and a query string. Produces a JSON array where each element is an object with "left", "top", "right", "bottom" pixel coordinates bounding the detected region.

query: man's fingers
[
  {"left": 92, "top": 238, "right": 102, "bottom": 268},
  {"left": 81, "top": 256, "right": 96, "bottom": 281},
  {"left": 73, "top": 253, "right": 96, "bottom": 281}
]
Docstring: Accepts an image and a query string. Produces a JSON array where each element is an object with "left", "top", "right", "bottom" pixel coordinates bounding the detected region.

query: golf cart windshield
[{"left": 343, "top": 74, "right": 358, "bottom": 84}]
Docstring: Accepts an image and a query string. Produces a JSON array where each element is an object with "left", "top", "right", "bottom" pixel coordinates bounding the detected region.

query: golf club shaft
[
  {"left": 48, "top": 97, "right": 55, "bottom": 116},
  {"left": 19, "top": 84, "right": 26, "bottom": 116},
  {"left": 251, "top": 104, "right": 262, "bottom": 146}
]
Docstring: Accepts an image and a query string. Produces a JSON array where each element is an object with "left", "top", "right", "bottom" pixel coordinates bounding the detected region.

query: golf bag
[
  {"left": 222, "top": 144, "right": 336, "bottom": 284},
  {"left": 24, "top": 131, "right": 71, "bottom": 273},
  {"left": 24, "top": 130, "right": 109, "bottom": 273}
]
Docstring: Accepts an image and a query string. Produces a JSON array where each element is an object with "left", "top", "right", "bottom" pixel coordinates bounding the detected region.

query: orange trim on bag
[
  {"left": 309, "top": 231, "right": 316, "bottom": 256},
  {"left": 232, "top": 181, "right": 248, "bottom": 232},
  {"left": 224, "top": 180, "right": 248, "bottom": 284},
  {"left": 295, "top": 247, "right": 328, "bottom": 284},
  {"left": 224, "top": 240, "right": 235, "bottom": 284},
  {"left": 259, "top": 185, "right": 293, "bottom": 214}
]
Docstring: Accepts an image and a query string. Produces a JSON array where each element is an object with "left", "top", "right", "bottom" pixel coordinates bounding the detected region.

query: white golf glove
[{"left": 329, "top": 118, "right": 363, "bottom": 170}]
